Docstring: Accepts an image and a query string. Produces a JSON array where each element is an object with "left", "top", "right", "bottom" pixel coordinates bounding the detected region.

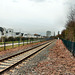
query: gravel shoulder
[{"left": 35, "top": 40, "right": 75, "bottom": 75}]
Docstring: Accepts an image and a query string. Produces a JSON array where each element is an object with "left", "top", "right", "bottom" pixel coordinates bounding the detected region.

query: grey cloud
[
  {"left": 30, "top": 0, "right": 45, "bottom": 2},
  {"left": 0, "top": 0, "right": 71, "bottom": 35},
  {"left": 12, "top": 0, "right": 18, "bottom": 3}
]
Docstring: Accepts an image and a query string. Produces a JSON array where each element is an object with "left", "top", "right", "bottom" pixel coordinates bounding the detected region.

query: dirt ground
[{"left": 35, "top": 40, "right": 75, "bottom": 75}]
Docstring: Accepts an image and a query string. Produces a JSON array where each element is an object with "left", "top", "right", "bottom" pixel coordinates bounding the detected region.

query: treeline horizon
[{"left": 59, "top": 6, "right": 75, "bottom": 42}]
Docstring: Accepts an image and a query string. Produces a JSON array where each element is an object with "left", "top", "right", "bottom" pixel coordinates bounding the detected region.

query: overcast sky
[{"left": 0, "top": 0, "right": 74, "bottom": 35}]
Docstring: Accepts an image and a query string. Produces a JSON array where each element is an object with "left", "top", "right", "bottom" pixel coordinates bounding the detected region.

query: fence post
[
  {"left": 4, "top": 40, "right": 6, "bottom": 50},
  {"left": 40, "top": 38, "right": 41, "bottom": 42},
  {"left": 27, "top": 38, "right": 28, "bottom": 44},
  {"left": 74, "top": 43, "right": 75, "bottom": 57},
  {"left": 23, "top": 38, "right": 24, "bottom": 46},
  {"left": 12, "top": 39, "right": 14, "bottom": 48},
  {"left": 4, "top": 38, "right": 6, "bottom": 50},
  {"left": 18, "top": 39, "right": 20, "bottom": 47},
  {"left": 30, "top": 38, "right": 31, "bottom": 43},
  {"left": 32, "top": 38, "right": 33, "bottom": 43},
  {"left": 71, "top": 42, "right": 73, "bottom": 53}
]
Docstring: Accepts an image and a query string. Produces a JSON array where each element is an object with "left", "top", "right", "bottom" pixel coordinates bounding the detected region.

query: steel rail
[
  {"left": 0, "top": 41, "right": 50, "bottom": 61},
  {"left": 0, "top": 40, "right": 54, "bottom": 74}
]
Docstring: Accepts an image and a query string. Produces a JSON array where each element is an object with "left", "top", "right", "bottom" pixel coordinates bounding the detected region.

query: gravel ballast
[
  {"left": 0, "top": 42, "right": 46, "bottom": 60},
  {"left": 2, "top": 40, "right": 56, "bottom": 75}
]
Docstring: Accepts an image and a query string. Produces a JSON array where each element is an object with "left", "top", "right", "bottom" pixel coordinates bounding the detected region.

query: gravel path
[{"left": 2, "top": 40, "right": 56, "bottom": 75}]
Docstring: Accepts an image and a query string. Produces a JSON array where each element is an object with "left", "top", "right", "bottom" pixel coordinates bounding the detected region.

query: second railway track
[{"left": 0, "top": 40, "right": 54, "bottom": 74}]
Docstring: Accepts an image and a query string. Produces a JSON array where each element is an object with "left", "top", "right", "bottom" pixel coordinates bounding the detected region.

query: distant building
[
  {"left": 21, "top": 33, "right": 24, "bottom": 37},
  {"left": 23, "top": 33, "right": 33, "bottom": 38},
  {"left": 0, "top": 27, "right": 4, "bottom": 34},
  {"left": 0, "top": 27, "right": 43, "bottom": 40},
  {"left": 0, "top": 27, "right": 14, "bottom": 38},
  {"left": 46, "top": 31, "right": 51, "bottom": 37},
  {"left": 0, "top": 27, "right": 6, "bottom": 38},
  {"left": 0, "top": 27, "right": 4, "bottom": 38},
  {"left": 6, "top": 28, "right": 13, "bottom": 38},
  {"left": 15, "top": 32, "right": 21, "bottom": 37},
  {"left": 34, "top": 34, "right": 41, "bottom": 38}
]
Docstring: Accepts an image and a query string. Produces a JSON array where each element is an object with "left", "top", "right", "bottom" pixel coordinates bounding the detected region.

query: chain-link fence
[{"left": 62, "top": 39, "right": 75, "bottom": 56}]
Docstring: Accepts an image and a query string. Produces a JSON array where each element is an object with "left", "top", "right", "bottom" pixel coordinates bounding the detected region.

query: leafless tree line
[{"left": 61, "top": 6, "right": 75, "bottom": 41}]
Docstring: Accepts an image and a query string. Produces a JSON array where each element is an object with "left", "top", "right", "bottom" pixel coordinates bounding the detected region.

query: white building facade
[{"left": 0, "top": 27, "right": 43, "bottom": 40}]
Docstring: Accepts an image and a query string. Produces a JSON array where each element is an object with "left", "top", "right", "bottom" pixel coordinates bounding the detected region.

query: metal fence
[
  {"left": 62, "top": 39, "right": 75, "bottom": 56},
  {"left": 0, "top": 38, "right": 45, "bottom": 50}
]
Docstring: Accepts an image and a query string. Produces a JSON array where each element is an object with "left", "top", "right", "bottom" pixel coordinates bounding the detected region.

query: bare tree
[{"left": 65, "top": 6, "right": 75, "bottom": 41}]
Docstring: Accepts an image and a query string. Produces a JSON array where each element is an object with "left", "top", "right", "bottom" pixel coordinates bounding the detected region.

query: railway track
[{"left": 0, "top": 40, "right": 54, "bottom": 74}]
